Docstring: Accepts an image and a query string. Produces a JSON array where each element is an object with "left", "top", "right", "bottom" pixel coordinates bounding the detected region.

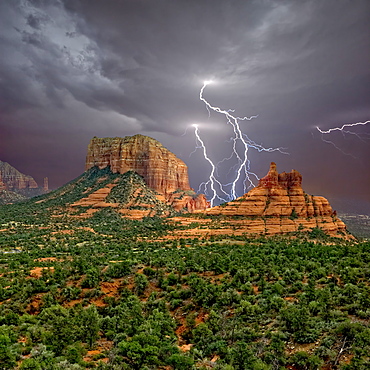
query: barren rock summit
[{"left": 0, "top": 160, "right": 43, "bottom": 204}]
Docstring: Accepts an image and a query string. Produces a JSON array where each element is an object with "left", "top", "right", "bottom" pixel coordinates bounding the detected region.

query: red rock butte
[
  {"left": 86, "top": 135, "right": 191, "bottom": 194},
  {"left": 169, "top": 162, "right": 351, "bottom": 239},
  {"left": 85, "top": 135, "right": 209, "bottom": 212},
  {"left": 206, "top": 162, "right": 341, "bottom": 219}
]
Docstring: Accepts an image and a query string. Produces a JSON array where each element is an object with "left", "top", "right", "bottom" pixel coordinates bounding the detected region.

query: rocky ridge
[
  {"left": 0, "top": 160, "right": 38, "bottom": 191},
  {"left": 169, "top": 163, "right": 351, "bottom": 239},
  {"left": 0, "top": 160, "right": 42, "bottom": 204},
  {"left": 85, "top": 135, "right": 208, "bottom": 211}
]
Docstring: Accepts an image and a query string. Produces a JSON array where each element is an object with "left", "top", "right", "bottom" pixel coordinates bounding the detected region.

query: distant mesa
[
  {"left": 0, "top": 160, "right": 38, "bottom": 191},
  {"left": 0, "top": 160, "right": 47, "bottom": 204}
]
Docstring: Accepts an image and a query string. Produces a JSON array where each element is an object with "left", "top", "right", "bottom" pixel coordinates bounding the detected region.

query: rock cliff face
[
  {"left": 85, "top": 135, "right": 209, "bottom": 211},
  {"left": 0, "top": 173, "right": 5, "bottom": 191},
  {"left": 0, "top": 160, "right": 38, "bottom": 191},
  {"left": 86, "top": 135, "right": 190, "bottom": 194},
  {"left": 169, "top": 162, "right": 350, "bottom": 239}
]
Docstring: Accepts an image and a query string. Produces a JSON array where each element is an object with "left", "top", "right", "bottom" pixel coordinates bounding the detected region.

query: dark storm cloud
[
  {"left": 0, "top": 0, "right": 369, "bottom": 207},
  {"left": 26, "top": 11, "right": 49, "bottom": 30}
]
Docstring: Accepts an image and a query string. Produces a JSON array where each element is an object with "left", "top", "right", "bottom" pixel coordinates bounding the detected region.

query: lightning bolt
[
  {"left": 192, "top": 124, "right": 229, "bottom": 206},
  {"left": 199, "top": 81, "right": 258, "bottom": 198},
  {"left": 316, "top": 120, "right": 370, "bottom": 134},
  {"left": 316, "top": 120, "right": 370, "bottom": 157},
  {"left": 195, "top": 80, "right": 287, "bottom": 203}
]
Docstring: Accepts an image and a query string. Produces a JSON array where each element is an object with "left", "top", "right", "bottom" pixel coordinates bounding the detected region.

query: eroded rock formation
[
  {"left": 169, "top": 162, "right": 350, "bottom": 239},
  {"left": 0, "top": 160, "right": 38, "bottom": 191},
  {"left": 86, "top": 135, "right": 191, "bottom": 194},
  {"left": 85, "top": 135, "right": 209, "bottom": 212}
]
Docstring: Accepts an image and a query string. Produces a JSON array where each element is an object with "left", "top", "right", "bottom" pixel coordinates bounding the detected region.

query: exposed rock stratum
[
  {"left": 169, "top": 162, "right": 351, "bottom": 239},
  {"left": 0, "top": 160, "right": 43, "bottom": 204},
  {"left": 0, "top": 160, "right": 38, "bottom": 191},
  {"left": 85, "top": 135, "right": 209, "bottom": 211}
]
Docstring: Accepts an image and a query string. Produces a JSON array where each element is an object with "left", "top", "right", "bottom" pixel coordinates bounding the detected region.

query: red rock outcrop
[
  {"left": 169, "top": 162, "right": 350, "bottom": 239},
  {"left": 85, "top": 135, "right": 209, "bottom": 212},
  {"left": 206, "top": 162, "right": 341, "bottom": 219},
  {"left": 0, "top": 160, "right": 38, "bottom": 191},
  {"left": 168, "top": 192, "right": 209, "bottom": 212}
]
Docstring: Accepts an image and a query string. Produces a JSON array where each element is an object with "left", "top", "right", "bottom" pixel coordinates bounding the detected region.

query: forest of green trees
[{"left": 0, "top": 204, "right": 369, "bottom": 369}]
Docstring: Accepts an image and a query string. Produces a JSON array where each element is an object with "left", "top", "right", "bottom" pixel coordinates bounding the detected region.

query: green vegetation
[
  {"left": 0, "top": 213, "right": 369, "bottom": 369},
  {"left": 0, "top": 187, "right": 369, "bottom": 369},
  {"left": 289, "top": 208, "right": 298, "bottom": 220}
]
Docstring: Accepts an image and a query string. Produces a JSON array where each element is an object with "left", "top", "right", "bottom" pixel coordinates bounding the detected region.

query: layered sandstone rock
[
  {"left": 0, "top": 160, "right": 38, "bottom": 191},
  {"left": 85, "top": 135, "right": 209, "bottom": 212},
  {"left": 168, "top": 191, "right": 209, "bottom": 212},
  {"left": 206, "top": 162, "right": 339, "bottom": 219},
  {"left": 86, "top": 135, "right": 191, "bottom": 194},
  {"left": 170, "top": 162, "right": 350, "bottom": 239}
]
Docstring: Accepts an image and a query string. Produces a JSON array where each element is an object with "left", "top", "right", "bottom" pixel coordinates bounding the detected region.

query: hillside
[
  {"left": 0, "top": 189, "right": 26, "bottom": 205},
  {"left": 23, "top": 166, "right": 180, "bottom": 219}
]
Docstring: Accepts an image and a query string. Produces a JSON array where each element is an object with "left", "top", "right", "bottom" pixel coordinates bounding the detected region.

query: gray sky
[{"left": 0, "top": 0, "right": 369, "bottom": 208}]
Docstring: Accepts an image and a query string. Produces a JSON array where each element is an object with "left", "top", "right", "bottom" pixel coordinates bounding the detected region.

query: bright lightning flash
[
  {"left": 316, "top": 120, "right": 370, "bottom": 135},
  {"left": 316, "top": 120, "right": 370, "bottom": 157},
  {"left": 192, "top": 124, "right": 229, "bottom": 206},
  {"left": 194, "top": 81, "right": 287, "bottom": 205}
]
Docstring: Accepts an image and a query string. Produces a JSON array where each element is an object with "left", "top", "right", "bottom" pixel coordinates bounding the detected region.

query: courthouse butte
[{"left": 83, "top": 135, "right": 209, "bottom": 213}]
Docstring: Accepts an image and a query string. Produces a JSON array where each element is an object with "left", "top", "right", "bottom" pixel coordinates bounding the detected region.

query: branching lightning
[
  {"left": 192, "top": 124, "right": 229, "bottom": 206},
  {"left": 192, "top": 80, "right": 287, "bottom": 206}
]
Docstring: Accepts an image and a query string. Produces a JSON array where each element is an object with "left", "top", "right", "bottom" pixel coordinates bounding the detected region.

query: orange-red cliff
[
  {"left": 85, "top": 135, "right": 209, "bottom": 212},
  {"left": 203, "top": 162, "right": 348, "bottom": 236},
  {"left": 169, "top": 162, "right": 350, "bottom": 239}
]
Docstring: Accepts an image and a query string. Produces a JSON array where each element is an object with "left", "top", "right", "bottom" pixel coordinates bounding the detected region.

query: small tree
[{"left": 79, "top": 305, "right": 100, "bottom": 348}]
